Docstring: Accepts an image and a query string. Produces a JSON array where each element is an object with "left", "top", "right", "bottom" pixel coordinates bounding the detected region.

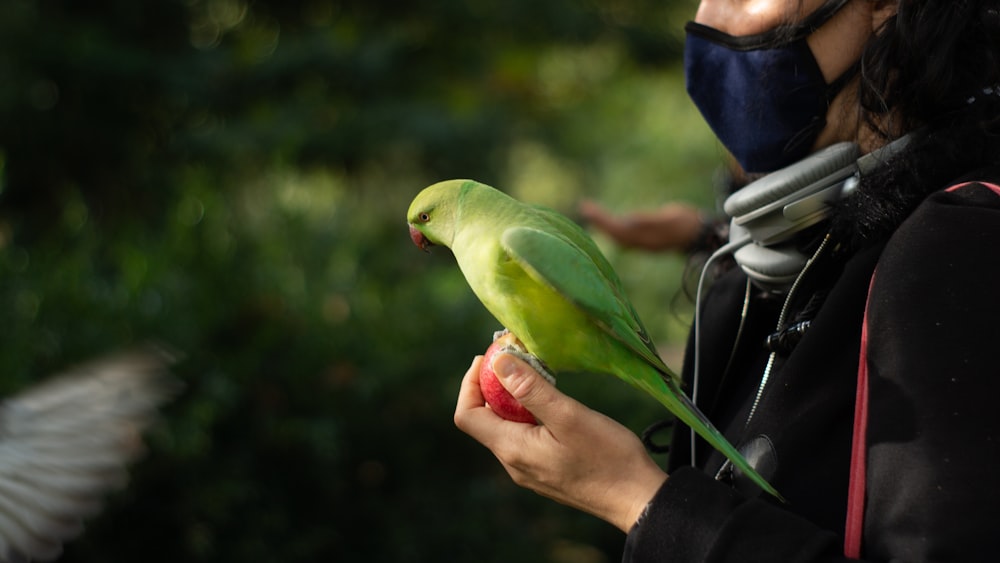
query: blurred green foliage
[{"left": 0, "top": 0, "right": 721, "bottom": 561}]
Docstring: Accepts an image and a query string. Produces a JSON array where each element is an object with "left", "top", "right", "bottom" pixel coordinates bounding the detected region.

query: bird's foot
[
  {"left": 492, "top": 328, "right": 556, "bottom": 385},
  {"left": 498, "top": 345, "right": 556, "bottom": 385}
]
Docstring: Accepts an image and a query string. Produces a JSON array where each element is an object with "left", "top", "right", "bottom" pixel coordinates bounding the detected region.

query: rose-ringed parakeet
[{"left": 407, "top": 179, "right": 782, "bottom": 500}]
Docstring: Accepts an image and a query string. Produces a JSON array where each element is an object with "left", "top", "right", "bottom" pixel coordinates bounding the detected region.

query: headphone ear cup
[
  {"left": 725, "top": 220, "right": 806, "bottom": 290},
  {"left": 733, "top": 243, "right": 809, "bottom": 289}
]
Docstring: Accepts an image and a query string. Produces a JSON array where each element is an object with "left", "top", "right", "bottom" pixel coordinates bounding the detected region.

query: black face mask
[{"left": 684, "top": 0, "right": 858, "bottom": 174}]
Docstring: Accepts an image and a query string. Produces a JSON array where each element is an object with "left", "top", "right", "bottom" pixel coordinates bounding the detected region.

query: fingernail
[{"left": 492, "top": 353, "right": 519, "bottom": 380}]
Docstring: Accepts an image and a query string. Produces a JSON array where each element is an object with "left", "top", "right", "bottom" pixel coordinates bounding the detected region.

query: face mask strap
[
  {"left": 826, "top": 57, "right": 862, "bottom": 104},
  {"left": 795, "top": 0, "right": 855, "bottom": 38},
  {"left": 780, "top": 57, "right": 862, "bottom": 165},
  {"left": 685, "top": 0, "right": 854, "bottom": 51}
]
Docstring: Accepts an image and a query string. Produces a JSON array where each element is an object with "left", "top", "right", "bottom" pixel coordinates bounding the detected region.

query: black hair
[
  {"left": 860, "top": 0, "right": 1000, "bottom": 133},
  {"left": 833, "top": 0, "right": 1000, "bottom": 248}
]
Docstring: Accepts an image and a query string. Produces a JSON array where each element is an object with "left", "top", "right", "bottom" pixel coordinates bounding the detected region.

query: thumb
[{"left": 492, "top": 352, "right": 565, "bottom": 420}]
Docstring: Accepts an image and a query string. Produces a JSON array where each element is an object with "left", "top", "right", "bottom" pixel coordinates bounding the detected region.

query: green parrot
[{"left": 407, "top": 179, "right": 782, "bottom": 500}]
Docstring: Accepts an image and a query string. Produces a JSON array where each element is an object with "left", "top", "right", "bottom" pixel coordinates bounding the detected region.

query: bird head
[{"left": 406, "top": 179, "right": 472, "bottom": 252}]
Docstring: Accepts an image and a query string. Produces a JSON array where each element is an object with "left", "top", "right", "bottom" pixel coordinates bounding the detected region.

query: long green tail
[{"left": 645, "top": 374, "right": 786, "bottom": 502}]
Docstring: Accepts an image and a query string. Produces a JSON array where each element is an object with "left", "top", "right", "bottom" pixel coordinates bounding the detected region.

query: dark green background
[{"left": 0, "top": 0, "right": 722, "bottom": 561}]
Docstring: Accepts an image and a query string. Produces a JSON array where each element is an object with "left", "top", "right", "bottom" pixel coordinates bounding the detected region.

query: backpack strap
[
  {"left": 946, "top": 181, "right": 1000, "bottom": 195},
  {"left": 843, "top": 179, "right": 1000, "bottom": 558},
  {"left": 844, "top": 271, "right": 875, "bottom": 559}
]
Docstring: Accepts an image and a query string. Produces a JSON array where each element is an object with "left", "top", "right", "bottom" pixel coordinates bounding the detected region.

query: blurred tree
[{"left": 0, "top": 0, "right": 716, "bottom": 561}]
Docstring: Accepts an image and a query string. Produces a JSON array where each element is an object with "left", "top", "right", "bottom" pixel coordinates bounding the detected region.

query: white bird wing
[{"left": 0, "top": 348, "right": 178, "bottom": 563}]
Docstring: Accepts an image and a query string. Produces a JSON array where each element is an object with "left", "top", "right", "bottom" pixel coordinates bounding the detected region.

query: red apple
[{"left": 479, "top": 332, "right": 538, "bottom": 424}]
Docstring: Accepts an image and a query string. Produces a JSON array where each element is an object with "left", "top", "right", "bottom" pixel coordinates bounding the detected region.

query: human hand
[
  {"left": 454, "top": 353, "right": 668, "bottom": 533},
  {"left": 578, "top": 200, "right": 705, "bottom": 252}
]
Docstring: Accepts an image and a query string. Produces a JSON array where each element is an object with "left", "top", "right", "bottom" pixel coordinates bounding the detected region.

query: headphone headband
[{"left": 723, "top": 135, "right": 912, "bottom": 290}]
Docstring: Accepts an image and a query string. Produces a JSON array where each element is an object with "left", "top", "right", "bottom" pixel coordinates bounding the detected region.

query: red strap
[
  {"left": 844, "top": 272, "right": 876, "bottom": 558},
  {"left": 945, "top": 181, "right": 1000, "bottom": 195},
  {"left": 843, "top": 180, "right": 1000, "bottom": 558}
]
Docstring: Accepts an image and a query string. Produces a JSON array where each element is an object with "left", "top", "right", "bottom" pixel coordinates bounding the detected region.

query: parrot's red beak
[{"left": 409, "top": 224, "right": 433, "bottom": 252}]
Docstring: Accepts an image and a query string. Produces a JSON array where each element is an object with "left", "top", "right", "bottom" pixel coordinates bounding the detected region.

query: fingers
[
  {"left": 577, "top": 199, "right": 608, "bottom": 224},
  {"left": 454, "top": 356, "right": 518, "bottom": 448},
  {"left": 491, "top": 352, "right": 580, "bottom": 428},
  {"left": 579, "top": 200, "right": 705, "bottom": 252},
  {"left": 455, "top": 355, "right": 486, "bottom": 411},
  {"left": 455, "top": 353, "right": 569, "bottom": 451},
  {"left": 452, "top": 353, "right": 669, "bottom": 532},
  {"left": 578, "top": 200, "right": 629, "bottom": 242}
]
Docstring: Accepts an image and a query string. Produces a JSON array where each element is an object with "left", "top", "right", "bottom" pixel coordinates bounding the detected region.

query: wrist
[{"left": 611, "top": 465, "right": 668, "bottom": 533}]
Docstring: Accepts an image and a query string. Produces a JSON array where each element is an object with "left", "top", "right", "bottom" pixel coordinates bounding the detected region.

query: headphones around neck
[
  {"left": 689, "top": 134, "right": 913, "bottom": 465},
  {"left": 720, "top": 135, "right": 911, "bottom": 290}
]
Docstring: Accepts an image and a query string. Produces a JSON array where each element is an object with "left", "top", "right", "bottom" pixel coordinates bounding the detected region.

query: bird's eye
[{"left": 419, "top": 212, "right": 430, "bottom": 222}]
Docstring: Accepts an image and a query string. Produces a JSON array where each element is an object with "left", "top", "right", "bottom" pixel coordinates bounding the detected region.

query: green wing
[
  {"left": 500, "top": 214, "right": 784, "bottom": 502},
  {"left": 500, "top": 224, "right": 674, "bottom": 379}
]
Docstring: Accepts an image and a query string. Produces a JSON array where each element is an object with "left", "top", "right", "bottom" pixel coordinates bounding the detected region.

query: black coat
[{"left": 623, "top": 176, "right": 1000, "bottom": 562}]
